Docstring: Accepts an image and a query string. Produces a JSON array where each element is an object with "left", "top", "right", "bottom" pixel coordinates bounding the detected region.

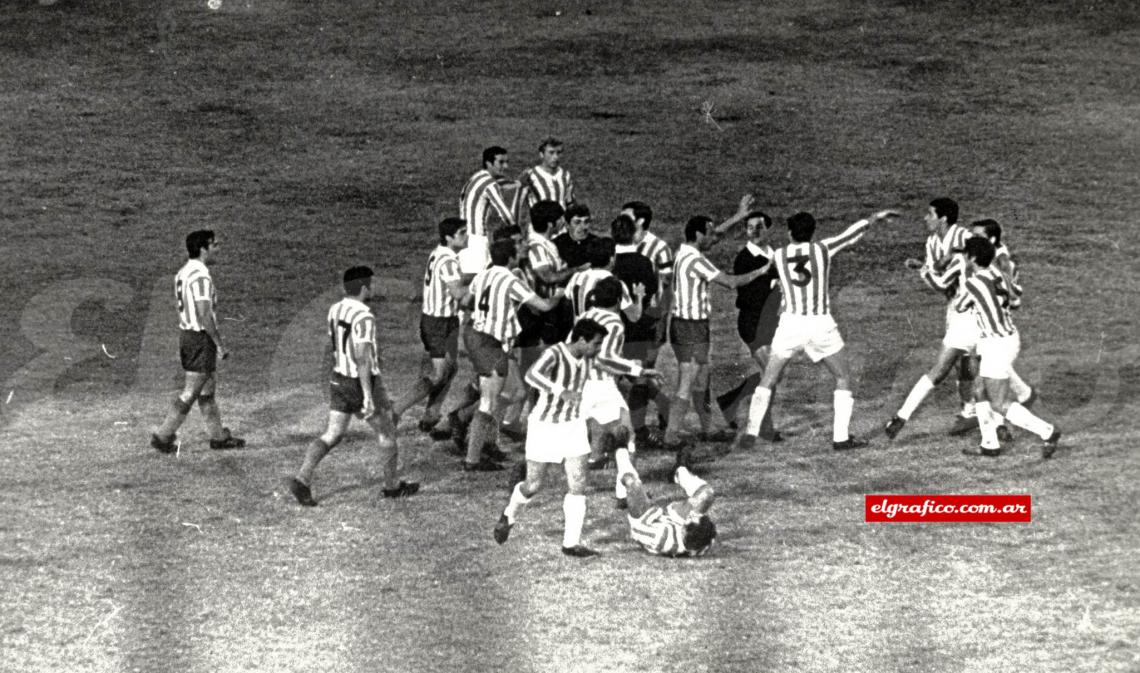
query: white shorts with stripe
[
  {"left": 458, "top": 234, "right": 490, "bottom": 275},
  {"left": 525, "top": 416, "right": 590, "bottom": 463},
  {"left": 769, "top": 313, "right": 844, "bottom": 363},
  {"left": 977, "top": 332, "right": 1020, "bottom": 380},
  {"left": 580, "top": 379, "right": 627, "bottom": 425},
  {"left": 943, "top": 304, "right": 980, "bottom": 353}
]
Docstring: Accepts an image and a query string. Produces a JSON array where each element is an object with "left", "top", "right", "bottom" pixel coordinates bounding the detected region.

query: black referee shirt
[
  {"left": 733, "top": 242, "right": 778, "bottom": 312},
  {"left": 554, "top": 232, "right": 599, "bottom": 269}
]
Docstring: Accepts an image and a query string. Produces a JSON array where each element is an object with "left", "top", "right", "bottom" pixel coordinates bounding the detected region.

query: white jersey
[
  {"left": 175, "top": 259, "right": 215, "bottom": 332},
  {"left": 772, "top": 219, "right": 869, "bottom": 316},
  {"left": 671, "top": 243, "right": 720, "bottom": 320},
  {"left": 566, "top": 268, "right": 632, "bottom": 317},
  {"left": 519, "top": 165, "right": 574, "bottom": 208},
  {"left": 578, "top": 307, "right": 643, "bottom": 382},
  {"left": 460, "top": 169, "right": 515, "bottom": 237},
  {"left": 469, "top": 265, "right": 536, "bottom": 344},
  {"left": 422, "top": 246, "right": 462, "bottom": 318},
  {"left": 327, "top": 297, "right": 379, "bottom": 379}
]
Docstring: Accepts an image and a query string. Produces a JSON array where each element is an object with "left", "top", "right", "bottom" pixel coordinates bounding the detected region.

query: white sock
[
  {"left": 833, "top": 390, "right": 854, "bottom": 442},
  {"left": 745, "top": 387, "right": 772, "bottom": 436},
  {"left": 674, "top": 466, "right": 707, "bottom": 497},
  {"left": 960, "top": 401, "right": 976, "bottom": 419},
  {"left": 614, "top": 448, "right": 636, "bottom": 499},
  {"left": 975, "top": 401, "right": 1000, "bottom": 449},
  {"left": 503, "top": 482, "right": 532, "bottom": 524},
  {"left": 1005, "top": 403, "right": 1054, "bottom": 440},
  {"left": 562, "top": 494, "right": 586, "bottom": 548},
  {"left": 1008, "top": 370, "right": 1032, "bottom": 404},
  {"left": 897, "top": 375, "right": 934, "bottom": 421}
]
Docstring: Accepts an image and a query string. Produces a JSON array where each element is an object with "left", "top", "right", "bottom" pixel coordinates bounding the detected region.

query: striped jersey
[
  {"left": 526, "top": 342, "right": 590, "bottom": 423},
  {"left": 460, "top": 169, "right": 515, "bottom": 237},
  {"left": 637, "top": 230, "right": 674, "bottom": 279},
  {"left": 566, "top": 268, "right": 633, "bottom": 317},
  {"left": 921, "top": 224, "right": 972, "bottom": 298},
  {"left": 671, "top": 243, "right": 721, "bottom": 320},
  {"left": 175, "top": 259, "right": 215, "bottom": 332},
  {"left": 524, "top": 232, "right": 564, "bottom": 299},
  {"left": 629, "top": 503, "right": 706, "bottom": 557},
  {"left": 993, "top": 244, "right": 1022, "bottom": 309},
  {"left": 773, "top": 218, "right": 870, "bottom": 316},
  {"left": 519, "top": 165, "right": 574, "bottom": 208},
  {"left": 578, "top": 307, "right": 643, "bottom": 381},
  {"left": 421, "top": 245, "right": 462, "bottom": 318},
  {"left": 327, "top": 297, "right": 380, "bottom": 378},
  {"left": 955, "top": 266, "right": 1022, "bottom": 338},
  {"left": 469, "top": 265, "right": 536, "bottom": 344}
]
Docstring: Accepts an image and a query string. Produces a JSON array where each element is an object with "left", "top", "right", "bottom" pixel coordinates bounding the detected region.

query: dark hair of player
[
  {"left": 530, "top": 200, "right": 565, "bottom": 234},
  {"left": 930, "top": 197, "right": 959, "bottom": 225},
  {"left": 611, "top": 214, "right": 636, "bottom": 245},
  {"left": 343, "top": 266, "right": 374, "bottom": 295},
  {"left": 538, "top": 136, "right": 562, "bottom": 152},
  {"left": 489, "top": 239, "right": 517, "bottom": 266},
  {"left": 964, "top": 236, "right": 995, "bottom": 268},
  {"left": 569, "top": 317, "right": 607, "bottom": 343},
  {"left": 970, "top": 218, "right": 1002, "bottom": 246},
  {"left": 586, "top": 237, "right": 616, "bottom": 268},
  {"left": 566, "top": 203, "right": 590, "bottom": 221},
  {"left": 683, "top": 515, "right": 717, "bottom": 555},
  {"left": 622, "top": 201, "right": 653, "bottom": 229},
  {"left": 438, "top": 217, "right": 467, "bottom": 245},
  {"left": 492, "top": 225, "right": 522, "bottom": 242},
  {"left": 482, "top": 146, "right": 508, "bottom": 168},
  {"left": 186, "top": 230, "right": 215, "bottom": 259},
  {"left": 684, "top": 215, "right": 712, "bottom": 242},
  {"left": 587, "top": 276, "right": 623, "bottom": 310},
  {"left": 787, "top": 212, "right": 817, "bottom": 242},
  {"left": 746, "top": 211, "right": 773, "bottom": 230}
]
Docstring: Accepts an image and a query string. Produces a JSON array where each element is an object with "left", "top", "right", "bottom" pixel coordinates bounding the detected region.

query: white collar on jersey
[
  {"left": 341, "top": 296, "right": 369, "bottom": 309},
  {"left": 615, "top": 244, "right": 638, "bottom": 254},
  {"left": 640, "top": 230, "right": 660, "bottom": 245},
  {"left": 532, "top": 164, "right": 563, "bottom": 177},
  {"left": 184, "top": 258, "right": 209, "bottom": 273},
  {"left": 745, "top": 241, "right": 770, "bottom": 256}
]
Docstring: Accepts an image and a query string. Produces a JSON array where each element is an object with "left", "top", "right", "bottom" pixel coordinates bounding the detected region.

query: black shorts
[
  {"left": 737, "top": 292, "right": 781, "bottom": 351},
  {"left": 465, "top": 330, "right": 509, "bottom": 377},
  {"left": 669, "top": 318, "right": 711, "bottom": 365},
  {"left": 420, "top": 314, "right": 459, "bottom": 359},
  {"left": 179, "top": 330, "right": 217, "bottom": 373},
  {"left": 541, "top": 298, "right": 574, "bottom": 346},
  {"left": 329, "top": 372, "right": 393, "bottom": 421},
  {"left": 515, "top": 306, "right": 544, "bottom": 349}
]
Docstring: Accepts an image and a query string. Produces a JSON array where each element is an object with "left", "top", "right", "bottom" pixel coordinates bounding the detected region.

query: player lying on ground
[{"left": 619, "top": 459, "right": 718, "bottom": 558}]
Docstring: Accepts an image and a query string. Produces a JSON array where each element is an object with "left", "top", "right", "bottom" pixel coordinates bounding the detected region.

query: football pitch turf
[{"left": 2, "top": 1, "right": 1138, "bottom": 671}]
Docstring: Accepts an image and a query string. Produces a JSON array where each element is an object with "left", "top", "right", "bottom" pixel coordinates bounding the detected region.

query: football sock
[
  {"left": 156, "top": 397, "right": 192, "bottom": 437},
  {"left": 503, "top": 482, "right": 532, "bottom": 524},
  {"left": 833, "top": 390, "right": 854, "bottom": 443},
  {"left": 692, "top": 385, "right": 712, "bottom": 433},
  {"left": 675, "top": 466, "right": 707, "bottom": 497},
  {"left": 975, "top": 401, "right": 1000, "bottom": 449},
  {"left": 758, "top": 385, "right": 777, "bottom": 438},
  {"left": 745, "top": 387, "right": 773, "bottom": 437},
  {"left": 614, "top": 448, "right": 637, "bottom": 498},
  {"left": 1005, "top": 403, "right": 1054, "bottom": 440},
  {"left": 664, "top": 397, "right": 690, "bottom": 444},
  {"left": 199, "top": 399, "right": 225, "bottom": 440},
  {"left": 562, "top": 494, "right": 586, "bottom": 548},
  {"left": 720, "top": 373, "right": 761, "bottom": 424},
  {"left": 1008, "top": 370, "right": 1032, "bottom": 404},
  {"left": 897, "top": 375, "right": 935, "bottom": 421},
  {"left": 297, "top": 438, "right": 331, "bottom": 485},
  {"left": 466, "top": 411, "right": 493, "bottom": 464},
  {"left": 651, "top": 384, "right": 672, "bottom": 423},
  {"left": 959, "top": 401, "right": 977, "bottom": 419}
]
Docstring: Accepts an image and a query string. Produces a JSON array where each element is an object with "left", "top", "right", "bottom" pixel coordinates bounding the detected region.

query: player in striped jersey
[
  {"left": 618, "top": 465, "right": 717, "bottom": 557},
  {"left": 665, "top": 214, "right": 767, "bottom": 453},
  {"left": 524, "top": 200, "right": 587, "bottom": 346},
  {"left": 286, "top": 267, "right": 418, "bottom": 506},
  {"left": 392, "top": 218, "right": 469, "bottom": 436},
  {"left": 565, "top": 237, "right": 643, "bottom": 321},
  {"left": 493, "top": 318, "right": 607, "bottom": 557},
  {"left": 458, "top": 146, "right": 517, "bottom": 274},
  {"left": 886, "top": 199, "right": 982, "bottom": 439},
  {"left": 955, "top": 238, "right": 1060, "bottom": 458},
  {"left": 461, "top": 240, "right": 564, "bottom": 471},
  {"left": 739, "top": 209, "right": 900, "bottom": 451},
  {"left": 516, "top": 137, "right": 575, "bottom": 224},
  {"left": 150, "top": 230, "right": 245, "bottom": 454}
]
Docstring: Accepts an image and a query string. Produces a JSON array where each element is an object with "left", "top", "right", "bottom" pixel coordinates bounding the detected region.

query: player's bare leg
[
  {"left": 152, "top": 371, "right": 211, "bottom": 449},
  {"left": 970, "top": 376, "right": 1059, "bottom": 458},
  {"left": 465, "top": 373, "right": 505, "bottom": 469},
  {"left": 949, "top": 354, "right": 979, "bottom": 435},
  {"left": 421, "top": 358, "right": 456, "bottom": 429},
  {"left": 287, "top": 410, "right": 351, "bottom": 506},
  {"left": 885, "top": 345, "right": 966, "bottom": 438},
  {"left": 738, "top": 351, "right": 792, "bottom": 450},
  {"left": 195, "top": 374, "right": 243, "bottom": 448},
  {"left": 365, "top": 404, "right": 418, "bottom": 496},
  {"left": 611, "top": 422, "right": 637, "bottom": 506},
  {"left": 561, "top": 455, "right": 597, "bottom": 556},
  {"left": 495, "top": 460, "right": 548, "bottom": 544},
  {"left": 664, "top": 361, "right": 699, "bottom": 448},
  {"left": 820, "top": 348, "right": 862, "bottom": 450},
  {"left": 586, "top": 418, "right": 608, "bottom": 466},
  {"left": 619, "top": 472, "right": 653, "bottom": 518}
]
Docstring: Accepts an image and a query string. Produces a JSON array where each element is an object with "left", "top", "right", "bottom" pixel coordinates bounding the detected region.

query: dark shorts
[
  {"left": 465, "top": 330, "right": 509, "bottom": 377},
  {"left": 669, "top": 318, "right": 711, "bottom": 365},
  {"left": 420, "top": 314, "right": 459, "bottom": 359},
  {"left": 180, "top": 330, "right": 217, "bottom": 373},
  {"left": 515, "top": 305, "right": 544, "bottom": 349},
  {"left": 329, "top": 372, "right": 393, "bottom": 421},
  {"left": 738, "top": 292, "right": 782, "bottom": 351}
]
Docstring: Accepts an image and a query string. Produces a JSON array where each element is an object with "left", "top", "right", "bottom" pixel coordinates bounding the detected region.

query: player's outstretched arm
[{"left": 712, "top": 193, "right": 757, "bottom": 236}]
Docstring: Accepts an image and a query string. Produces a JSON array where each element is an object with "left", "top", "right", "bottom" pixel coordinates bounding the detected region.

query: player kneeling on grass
[
  {"left": 955, "top": 238, "right": 1061, "bottom": 458},
  {"left": 286, "top": 266, "right": 418, "bottom": 507},
  {"left": 493, "top": 318, "right": 607, "bottom": 557},
  {"left": 618, "top": 457, "right": 717, "bottom": 558}
]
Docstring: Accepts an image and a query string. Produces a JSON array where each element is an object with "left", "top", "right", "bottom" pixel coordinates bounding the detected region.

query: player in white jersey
[
  {"left": 458, "top": 146, "right": 518, "bottom": 274},
  {"left": 493, "top": 318, "right": 607, "bottom": 557},
  {"left": 286, "top": 267, "right": 419, "bottom": 506},
  {"left": 738, "top": 209, "right": 900, "bottom": 451},
  {"left": 885, "top": 198, "right": 983, "bottom": 439},
  {"left": 516, "top": 137, "right": 575, "bottom": 224},
  {"left": 618, "top": 464, "right": 717, "bottom": 557},
  {"left": 393, "top": 218, "right": 469, "bottom": 435},
  {"left": 150, "top": 230, "right": 245, "bottom": 454},
  {"left": 955, "top": 238, "right": 1061, "bottom": 458},
  {"left": 565, "top": 237, "right": 643, "bottom": 320}
]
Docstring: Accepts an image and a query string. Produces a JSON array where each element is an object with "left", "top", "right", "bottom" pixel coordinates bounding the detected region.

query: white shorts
[
  {"left": 525, "top": 416, "right": 590, "bottom": 463},
  {"left": 943, "top": 304, "right": 980, "bottom": 353},
  {"left": 458, "top": 234, "right": 489, "bottom": 274},
  {"left": 580, "top": 378, "right": 628, "bottom": 424},
  {"left": 977, "top": 332, "right": 1020, "bottom": 380},
  {"left": 769, "top": 313, "right": 845, "bottom": 363}
]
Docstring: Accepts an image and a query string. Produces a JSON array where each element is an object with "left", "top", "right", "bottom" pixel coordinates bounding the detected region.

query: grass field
[{"left": 2, "top": 1, "right": 1139, "bottom": 671}]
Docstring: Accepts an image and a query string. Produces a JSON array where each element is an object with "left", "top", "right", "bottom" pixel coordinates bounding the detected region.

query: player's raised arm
[
  {"left": 711, "top": 193, "right": 757, "bottom": 237},
  {"left": 823, "top": 209, "right": 899, "bottom": 254}
]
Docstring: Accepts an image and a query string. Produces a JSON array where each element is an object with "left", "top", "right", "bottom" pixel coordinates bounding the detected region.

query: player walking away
[
  {"left": 716, "top": 211, "right": 783, "bottom": 442},
  {"left": 618, "top": 462, "right": 717, "bottom": 558},
  {"left": 664, "top": 214, "right": 767, "bottom": 455},
  {"left": 738, "top": 209, "right": 900, "bottom": 451},
  {"left": 459, "top": 146, "right": 517, "bottom": 274},
  {"left": 553, "top": 203, "right": 598, "bottom": 269},
  {"left": 565, "top": 237, "right": 643, "bottom": 322},
  {"left": 150, "top": 230, "right": 245, "bottom": 454},
  {"left": 392, "top": 218, "right": 469, "bottom": 435},
  {"left": 955, "top": 237, "right": 1060, "bottom": 458},
  {"left": 885, "top": 198, "right": 980, "bottom": 439},
  {"left": 492, "top": 319, "right": 607, "bottom": 557},
  {"left": 286, "top": 267, "right": 418, "bottom": 506},
  {"left": 516, "top": 137, "right": 575, "bottom": 224},
  {"left": 461, "top": 240, "right": 564, "bottom": 471}
]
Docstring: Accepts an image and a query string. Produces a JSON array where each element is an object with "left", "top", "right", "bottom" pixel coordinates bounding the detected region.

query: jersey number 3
[{"left": 787, "top": 254, "right": 813, "bottom": 287}]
